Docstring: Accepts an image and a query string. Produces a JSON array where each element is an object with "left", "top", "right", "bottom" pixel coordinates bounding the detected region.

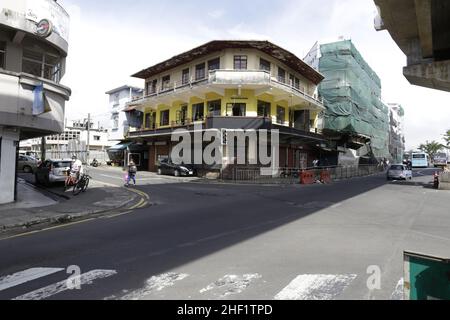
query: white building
[
  {"left": 21, "top": 119, "right": 114, "bottom": 163},
  {"left": 1, "top": 0, "right": 71, "bottom": 204},
  {"left": 105, "top": 85, "right": 143, "bottom": 142},
  {"left": 388, "top": 103, "right": 406, "bottom": 163}
]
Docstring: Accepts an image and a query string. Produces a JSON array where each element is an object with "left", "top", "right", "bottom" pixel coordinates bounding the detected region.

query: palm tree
[
  {"left": 444, "top": 130, "right": 450, "bottom": 147},
  {"left": 418, "top": 140, "right": 446, "bottom": 159}
]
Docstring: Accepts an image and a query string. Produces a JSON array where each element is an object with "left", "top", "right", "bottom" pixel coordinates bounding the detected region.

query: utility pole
[
  {"left": 40, "top": 136, "right": 46, "bottom": 161},
  {"left": 86, "top": 113, "right": 90, "bottom": 165}
]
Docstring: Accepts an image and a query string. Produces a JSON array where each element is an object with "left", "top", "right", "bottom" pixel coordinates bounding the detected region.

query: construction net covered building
[{"left": 318, "top": 40, "right": 390, "bottom": 162}]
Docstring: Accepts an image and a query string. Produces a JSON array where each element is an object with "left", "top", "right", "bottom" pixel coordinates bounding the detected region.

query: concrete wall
[{"left": 0, "top": 127, "right": 19, "bottom": 204}]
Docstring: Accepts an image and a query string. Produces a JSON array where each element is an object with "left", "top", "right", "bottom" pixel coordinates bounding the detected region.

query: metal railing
[
  {"left": 220, "top": 164, "right": 385, "bottom": 184},
  {"left": 131, "top": 70, "right": 323, "bottom": 106}
]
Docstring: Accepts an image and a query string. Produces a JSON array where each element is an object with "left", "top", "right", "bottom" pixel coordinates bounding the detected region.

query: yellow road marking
[
  {"left": 0, "top": 218, "right": 96, "bottom": 241},
  {"left": 129, "top": 198, "right": 145, "bottom": 210},
  {"left": 0, "top": 186, "right": 150, "bottom": 241}
]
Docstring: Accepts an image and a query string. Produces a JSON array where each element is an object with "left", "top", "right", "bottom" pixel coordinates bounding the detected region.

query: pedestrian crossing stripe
[
  {"left": 0, "top": 268, "right": 404, "bottom": 300},
  {"left": 0, "top": 268, "right": 64, "bottom": 292},
  {"left": 13, "top": 269, "right": 117, "bottom": 300},
  {"left": 274, "top": 274, "right": 357, "bottom": 300}
]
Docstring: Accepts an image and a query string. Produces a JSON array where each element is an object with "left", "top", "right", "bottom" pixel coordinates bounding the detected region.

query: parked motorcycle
[{"left": 90, "top": 158, "right": 99, "bottom": 167}]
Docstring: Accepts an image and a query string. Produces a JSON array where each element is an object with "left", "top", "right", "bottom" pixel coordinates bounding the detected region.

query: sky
[{"left": 58, "top": 0, "right": 450, "bottom": 150}]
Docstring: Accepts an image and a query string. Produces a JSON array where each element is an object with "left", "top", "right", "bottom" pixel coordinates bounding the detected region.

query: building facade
[
  {"left": 21, "top": 119, "right": 113, "bottom": 163},
  {"left": 125, "top": 40, "right": 326, "bottom": 174},
  {"left": 0, "top": 0, "right": 71, "bottom": 204},
  {"left": 387, "top": 103, "right": 405, "bottom": 164},
  {"left": 106, "top": 85, "right": 143, "bottom": 142}
]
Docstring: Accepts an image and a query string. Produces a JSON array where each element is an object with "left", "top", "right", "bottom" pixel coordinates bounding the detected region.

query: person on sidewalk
[{"left": 125, "top": 161, "right": 137, "bottom": 187}]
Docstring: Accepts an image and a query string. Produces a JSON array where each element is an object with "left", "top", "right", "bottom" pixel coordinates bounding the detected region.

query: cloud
[{"left": 208, "top": 9, "right": 225, "bottom": 20}]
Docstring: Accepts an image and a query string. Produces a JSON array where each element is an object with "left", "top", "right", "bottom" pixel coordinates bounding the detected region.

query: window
[
  {"left": 208, "top": 58, "right": 220, "bottom": 71},
  {"left": 161, "top": 75, "right": 171, "bottom": 91},
  {"left": 147, "top": 80, "right": 157, "bottom": 95},
  {"left": 260, "top": 58, "right": 271, "bottom": 72},
  {"left": 227, "top": 103, "right": 246, "bottom": 117},
  {"left": 22, "top": 48, "right": 61, "bottom": 82},
  {"left": 234, "top": 55, "right": 248, "bottom": 70},
  {"left": 278, "top": 67, "right": 286, "bottom": 83},
  {"left": 144, "top": 113, "right": 154, "bottom": 129},
  {"left": 208, "top": 100, "right": 221, "bottom": 116},
  {"left": 289, "top": 74, "right": 300, "bottom": 89},
  {"left": 192, "top": 103, "right": 205, "bottom": 121},
  {"left": 182, "top": 68, "right": 190, "bottom": 85},
  {"left": 94, "top": 136, "right": 101, "bottom": 141},
  {"left": 257, "top": 100, "right": 271, "bottom": 117},
  {"left": 195, "top": 63, "right": 206, "bottom": 80},
  {"left": 277, "top": 106, "right": 286, "bottom": 124},
  {"left": 113, "top": 115, "right": 119, "bottom": 129},
  {"left": 160, "top": 110, "right": 170, "bottom": 126},
  {"left": 0, "top": 42, "right": 5, "bottom": 69}
]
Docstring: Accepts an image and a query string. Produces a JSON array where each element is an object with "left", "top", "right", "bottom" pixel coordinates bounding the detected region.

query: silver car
[
  {"left": 17, "top": 155, "right": 38, "bottom": 173},
  {"left": 35, "top": 159, "right": 73, "bottom": 186},
  {"left": 387, "top": 164, "right": 413, "bottom": 181}
]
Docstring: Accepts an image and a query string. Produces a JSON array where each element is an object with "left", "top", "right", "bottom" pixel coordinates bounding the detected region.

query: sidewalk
[{"left": 0, "top": 179, "right": 144, "bottom": 237}]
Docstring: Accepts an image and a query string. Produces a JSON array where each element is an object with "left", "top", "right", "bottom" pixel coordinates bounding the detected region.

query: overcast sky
[{"left": 58, "top": 0, "right": 450, "bottom": 150}]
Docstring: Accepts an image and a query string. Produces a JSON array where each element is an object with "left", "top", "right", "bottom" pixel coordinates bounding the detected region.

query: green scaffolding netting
[{"left": 319, "top": 40, "right": 390, "bottom": 159}]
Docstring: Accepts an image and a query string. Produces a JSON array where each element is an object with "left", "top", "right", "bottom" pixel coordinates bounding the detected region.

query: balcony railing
[
  {"left": 132, "top": 70, "right": 323, "bottom": 106},
  {"left": 127, "top": 115, "right": 323, "bottom": 139}
]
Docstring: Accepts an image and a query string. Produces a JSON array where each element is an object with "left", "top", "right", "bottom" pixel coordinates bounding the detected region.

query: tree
[
  {"left": 444, "top": 130, "right": 450, "bottom": 147},
  {"left": 418, "top": 140, "right": 446, "bottom": 159}
]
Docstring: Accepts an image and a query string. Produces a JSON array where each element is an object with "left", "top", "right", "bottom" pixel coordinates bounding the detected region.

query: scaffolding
[{"left": 318, "top": 40, "right": 390, "bottom": 159}]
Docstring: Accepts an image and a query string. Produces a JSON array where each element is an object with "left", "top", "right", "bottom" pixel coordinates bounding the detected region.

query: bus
[
  {"left": 433, "top": 152, "right": 448, "bottom": 168},
  {"left": 411, "top": 152, "right": 429, "bottom": 168}
]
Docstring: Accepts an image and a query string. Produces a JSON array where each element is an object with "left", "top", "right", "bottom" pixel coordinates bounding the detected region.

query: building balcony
[
  {"left": 127, "top": 70, "right": 325, "bottom": 112},
  {"left": 0, "top": 69, "right": 71, "bottom": 140},
  {"left": 127, "top": 115, "right": 323, "bottom": 141}
]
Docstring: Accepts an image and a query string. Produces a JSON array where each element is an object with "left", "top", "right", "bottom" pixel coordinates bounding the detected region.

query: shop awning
[{"left": 108, "top": 142, "right": 133, "bottom": 151}]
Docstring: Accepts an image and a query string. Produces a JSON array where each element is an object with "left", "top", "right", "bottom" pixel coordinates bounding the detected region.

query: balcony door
[
  {"left": 176, "top": 105, "right": 187, "bottom": 125},
  {"left": 293, "top": 110, "right": 310, "bottom": 131},
  {"left": 227, "top": 103, "right": 246, "bottom": 117}
]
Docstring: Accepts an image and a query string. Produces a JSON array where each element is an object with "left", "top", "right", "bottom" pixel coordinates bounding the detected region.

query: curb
[{"left": 0, "top": 186, "right": 149, "bottom": 239}]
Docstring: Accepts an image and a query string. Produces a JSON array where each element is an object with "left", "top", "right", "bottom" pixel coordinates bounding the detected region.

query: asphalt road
[{"left": 0, "top": 168, "right": 448, "bottom": 300}]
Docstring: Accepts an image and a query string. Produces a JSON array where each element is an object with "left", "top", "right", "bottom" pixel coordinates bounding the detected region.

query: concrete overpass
[{"left": 374, "top": 0, "right": 450, "bottom": 92}]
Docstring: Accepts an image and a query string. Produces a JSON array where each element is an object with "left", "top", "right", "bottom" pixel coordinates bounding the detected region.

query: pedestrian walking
[{"left": 125, "top": 161, "right": 138, "bottom": 187}]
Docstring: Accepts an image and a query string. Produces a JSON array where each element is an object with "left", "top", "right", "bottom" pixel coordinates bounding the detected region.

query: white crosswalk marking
[
  {"left": 274, "top": 274, "right": 357, "bottom": 300},
  {"left": 12, "top": 269, "right": 117, "bottom": 300},
  {"left": 199, "top": 274, "right": 262, "bottom": 298},
  {"left": 0, "top": 268, "right": 64, "bottom": 292},
  {"left": 120, "top": 272, "right": 189, "bottom": 300}
]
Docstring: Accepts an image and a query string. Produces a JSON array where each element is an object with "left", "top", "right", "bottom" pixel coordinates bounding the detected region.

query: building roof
[
  {"left": 105, "top": 85, "right": 143, "bottom": 95},
  {"left": 131, "top": 40, "right": 324, "bottom": 85}
]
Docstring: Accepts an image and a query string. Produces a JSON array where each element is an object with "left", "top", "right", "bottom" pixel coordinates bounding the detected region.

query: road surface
[{"left": 0, "top": 168, "right": 448, "bottom": 300}]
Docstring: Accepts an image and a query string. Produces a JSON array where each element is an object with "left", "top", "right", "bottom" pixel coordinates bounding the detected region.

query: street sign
[{"left": 404, "top": 251, "right": 450, "bottom": 300}]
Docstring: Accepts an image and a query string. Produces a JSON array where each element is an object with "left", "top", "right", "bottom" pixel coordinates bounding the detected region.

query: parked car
[
  {"left": 17, "top": 155, "right": 38, "bottom": 173},
  {"left": 35, "top": 159, "right": 73, "bottom": 186},
  {"left": 157, "top": 158, "right": 196, "bottom": 177},
  {"left": 387, "top": 164, "right": 413, "bottom": 181}
]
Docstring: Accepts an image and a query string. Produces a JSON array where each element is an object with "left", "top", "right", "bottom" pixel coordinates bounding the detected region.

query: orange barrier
[
  {"left": 320, "top": 170, "right": 332, "bottom": 184},
  {"left": 300, "top": 170, "right": 315, "bottom": 185}
]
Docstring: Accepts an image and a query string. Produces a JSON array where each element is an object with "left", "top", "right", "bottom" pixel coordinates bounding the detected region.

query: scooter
[{"left": 90, "top": 159, "right": 99, "bottom": 167}]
